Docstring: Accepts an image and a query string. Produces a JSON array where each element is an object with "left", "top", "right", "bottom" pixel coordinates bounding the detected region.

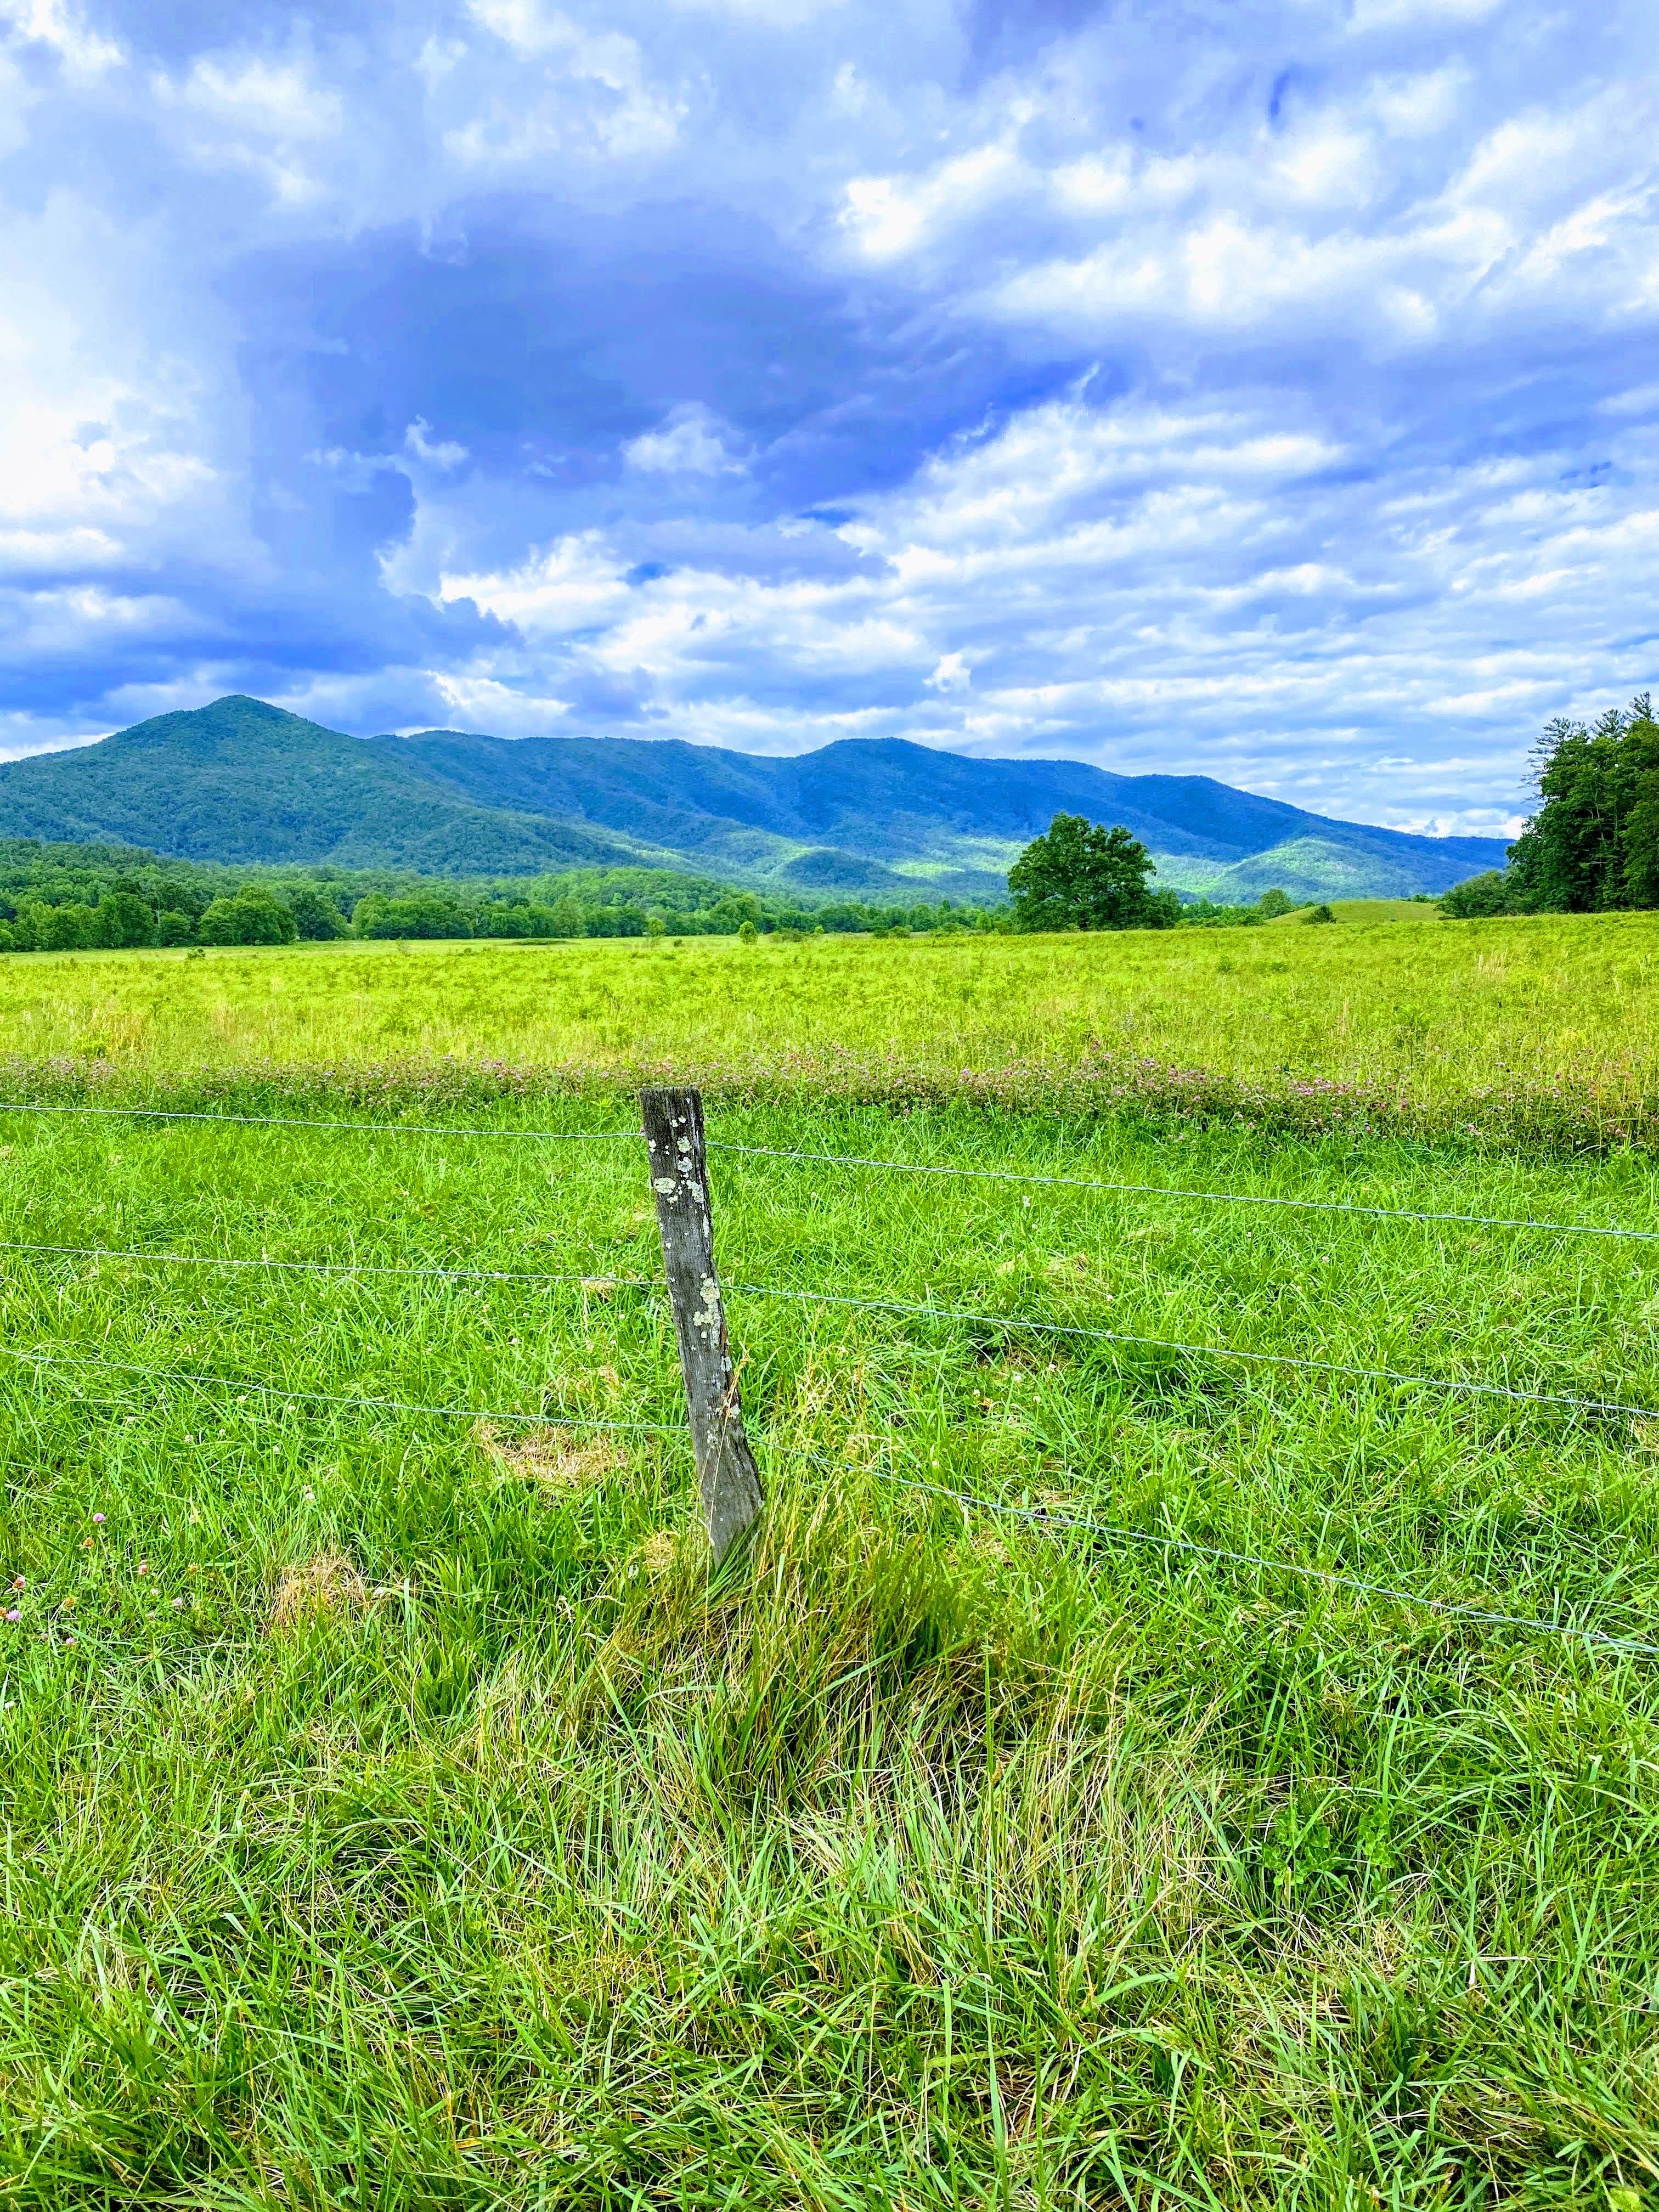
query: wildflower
[
  {"left": 59, "top": 1596, "right": 74, "bottom": 1612},
  {"left": 137, "top": 1561, "right": 149, "bottom": 1577},
  {"left": 63, "top": 1635, "right": 76, "bottom": 1646},
  {"left": 172, "top": 1596, "right": 184, "bottom": 1610},
  {"left": 10, "top": 1576, "right": 22, "bottom": 1591},
  {"left": 4, "top": 1609, "right": 17, "bottom": 1623},
  {"left": 302, "top": 1487, "right": 315, "bottom": 1503},
  {"left": 92, "top": 1513, "right": 105, "bottom": 1524},
  {"left": 81, "top": 1538, "right": 93, "bottom": 1551}
]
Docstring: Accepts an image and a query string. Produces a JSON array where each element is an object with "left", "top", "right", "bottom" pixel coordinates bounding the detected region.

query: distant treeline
[
  {"left": 0, "top": 844, "right": 1011, "bottom": 950},
  {"left": 0, "top": 838, "right": 1335, "bottom": 951},
  {"left": 1443, "top": 696, "right": 1659, "bottom": 918}
]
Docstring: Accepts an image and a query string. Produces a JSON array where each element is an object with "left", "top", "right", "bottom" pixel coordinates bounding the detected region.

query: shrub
[
  {"left": 1304, "top": 902, "right": 1336, "bottom": 925},
  {"left": 352, "top": 893, "right": 471, "bottom": 940},
  {"left": 1439, "top": 871, "right": 1513, "bottom": 919},
  {"left": 31, "top": 902, "right": 99, "bottom": 951}
]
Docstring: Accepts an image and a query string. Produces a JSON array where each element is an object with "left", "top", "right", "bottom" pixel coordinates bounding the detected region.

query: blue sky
[{"left": 1, "top": 0, "right": 1654, "bottom": 832}]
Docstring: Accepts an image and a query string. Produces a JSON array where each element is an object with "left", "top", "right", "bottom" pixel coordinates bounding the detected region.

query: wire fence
[
  {"left": 4, "top": 1092, "right": 1656, "bottom": 1239},
  {"left": 0, "top": 1231, "right": 1650, "bottom": 1424},
  {"left": 1, "top": 1091, "right": 1655, "bottom": 1663}
]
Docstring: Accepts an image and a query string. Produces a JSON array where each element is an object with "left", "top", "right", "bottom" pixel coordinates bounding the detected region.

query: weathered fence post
[{"left": 640, "top": 1086, "right": 764, "bottom": 1561}]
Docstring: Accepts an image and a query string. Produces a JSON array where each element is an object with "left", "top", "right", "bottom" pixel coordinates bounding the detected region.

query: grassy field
[
  {"left": 1, "top": 925, "right": 1658, "bottom": 2205},
  {"left": 1, "top": 904, "right": 1657, "bottom": 1146}
]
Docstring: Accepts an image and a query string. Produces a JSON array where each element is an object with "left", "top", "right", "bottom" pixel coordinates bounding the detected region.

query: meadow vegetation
[
  {"left": 0, "top": 909, "right": 1658, "bottom": 2204},
  {"left": 1, "top": 903, "right": 1657, "bottom": 1149}
]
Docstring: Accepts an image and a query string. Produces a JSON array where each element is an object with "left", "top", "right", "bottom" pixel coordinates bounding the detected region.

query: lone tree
[{"left": 1007, "top": 813, "right": 1180, "bottom": 932}]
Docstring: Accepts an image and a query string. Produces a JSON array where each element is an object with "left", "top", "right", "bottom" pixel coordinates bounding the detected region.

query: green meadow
[
  {"left": 1, "top": 909, "right": 1658, "bottom": 2205},
  {"left": 3, "top": 901, "right": 1659, "bottom": 1146}
]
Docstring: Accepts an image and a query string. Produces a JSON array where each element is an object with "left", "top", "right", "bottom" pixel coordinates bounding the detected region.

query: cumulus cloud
[
  {"left": 624, "top": 403, "right": 744, "bottom": 476},
  {"left": 0, "top": 0, "right": 1652, "bottom": 826}
]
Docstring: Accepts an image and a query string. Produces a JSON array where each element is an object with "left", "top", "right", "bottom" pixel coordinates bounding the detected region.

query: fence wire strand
[
  {"left": 733, "top": 1283, "right": 1659, "bottom": 1422},
  {"left": 0, "top": 1233, "right": 1645, "bottom": 1424},
  {"left": 0, "top": 1237, "right": 659, "bottom": 1294},
  {"left": 0, "top": 1099, "right": 639, "bottom": 1144},
  {"left": 861, "top": 1459, "right": 1659, "bottom": 1658},
  {"left": 712, "top": 1141, "right": 1659, "bottom": 1244},
  {"left": 0, "top": 1098, "right": 1651, "bottom": 1246},
  {"left": 0, "top": 1342, "right": 683, "bottom": 1435}
]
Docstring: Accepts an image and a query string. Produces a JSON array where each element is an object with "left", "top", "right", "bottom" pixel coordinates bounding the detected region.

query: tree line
[
  {"left": 1443, "top": 696, "right": 1659, "bottom": 917},
  {"left": 0, "top": 823, "right": 1333, "bottom": 950},
  {"left": 0, "top": 843, "right": 1010, "bottom": 950}
]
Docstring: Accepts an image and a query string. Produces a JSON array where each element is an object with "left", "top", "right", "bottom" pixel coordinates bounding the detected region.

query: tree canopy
[
  {"left": 1007, "top": 814, "right": 1180, "bottom": 933},
  {"left": 0, "top": 839, "right": 1012, "bottom": 951},
  {"left": 1443, "top": 697, "right": 1659, "bottom": 916}
]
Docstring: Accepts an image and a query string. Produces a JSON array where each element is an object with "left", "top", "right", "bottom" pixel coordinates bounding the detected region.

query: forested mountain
[{"left": 0, "top": 697, "right": 1509, "bottom": 901}]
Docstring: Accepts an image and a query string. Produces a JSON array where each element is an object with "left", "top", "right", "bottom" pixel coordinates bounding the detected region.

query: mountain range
[{"left": 0, "top": 697, "right": 1509, "bottom": 903}]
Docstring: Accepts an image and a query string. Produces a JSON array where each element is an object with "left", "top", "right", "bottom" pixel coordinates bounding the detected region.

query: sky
[{"left": 1, "top": 0, "right": 1655, "bottom": 834}]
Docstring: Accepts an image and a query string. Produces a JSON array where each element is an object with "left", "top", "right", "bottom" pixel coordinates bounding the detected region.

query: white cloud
[
  {"left": 404, "top": 419, "right": 470, "bottom": 470},
  {"left": 164, "top": 53, "right": 343, "bottom": 139},
  {"left": 0, "top": 0, "right": 120, "bottom": 74},
  {"left": 0, "top": 0, "right": 1652, "bottom": 837},
  {"left": 1348, "top": 0, "right": 1502, "bottom": 30},
  {"left": 624, "top": 405, "right": 744, "bottom": 476},
  {"left": 448, "top": 2, "right": 686, "bottom": 162}
]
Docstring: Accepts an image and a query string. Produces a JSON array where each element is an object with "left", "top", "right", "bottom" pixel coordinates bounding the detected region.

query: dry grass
[
  {"left": 267, "top": 1548, "right": 369, "bottom": 1634},
  {"left": 473, "top": 1422, "right": 623, "bottom": 1494}
]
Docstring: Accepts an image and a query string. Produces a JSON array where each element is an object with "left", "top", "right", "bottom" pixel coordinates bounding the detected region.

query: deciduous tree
[{"left": 1007, "top": 814, "right": 1179, "bottom": 932}]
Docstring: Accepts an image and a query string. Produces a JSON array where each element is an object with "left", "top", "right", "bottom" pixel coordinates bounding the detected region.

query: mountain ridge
[{"left": 0, "top": 697, "right": 1509, "bottom": 902}]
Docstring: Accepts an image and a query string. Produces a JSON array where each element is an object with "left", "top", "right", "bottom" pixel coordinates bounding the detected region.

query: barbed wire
[
  {"left": 0, "top": 1230, "right": 1644, "bottom": 1424},
  {"left": 735, "top": 1283, "right": 1659, "bottom": 1421},
  {"left": 0, "top": 1237, "right": 660, "bottom": 1294},
  {"left": 712, "top": 1141, "right": 1659, "bottom": 1244},
  {"left": 0, "top": 1342, "right": 682, "bottom": 1434},
  {"left": 0, "top": 1099, "right": 1650, "bottom": 1248},
  {"left": 0, "top": 1099, "right": 639, "bottom": 1144},
  {"left": 866, "top": 1459, "right": 1659, "bottom": 1658}
]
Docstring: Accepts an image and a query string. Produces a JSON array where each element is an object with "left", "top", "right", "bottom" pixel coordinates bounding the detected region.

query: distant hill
[{"left": 0, "top": 697, "right": 1510, "bottom": 901}]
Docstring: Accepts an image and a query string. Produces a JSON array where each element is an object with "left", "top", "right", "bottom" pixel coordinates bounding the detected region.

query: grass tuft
[
  {"left": 267, "top": 1547, "right": 369, "bottom": 1634},
  {"left": 474, "top": 1420, "right": 623, "bottom": 1494}
]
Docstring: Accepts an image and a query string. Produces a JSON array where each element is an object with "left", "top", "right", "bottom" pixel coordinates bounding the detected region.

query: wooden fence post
[{"left": 640, "top": 1086, "right": 764, "bottom": 1562}]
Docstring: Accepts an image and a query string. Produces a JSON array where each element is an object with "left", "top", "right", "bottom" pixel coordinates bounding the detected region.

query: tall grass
[
  {"left": 0, "top": 1097, "right": 1657, "bottom": 2203},
  {"left": 3, "top": 906, "right": 1659, "bottom": 1147}
]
